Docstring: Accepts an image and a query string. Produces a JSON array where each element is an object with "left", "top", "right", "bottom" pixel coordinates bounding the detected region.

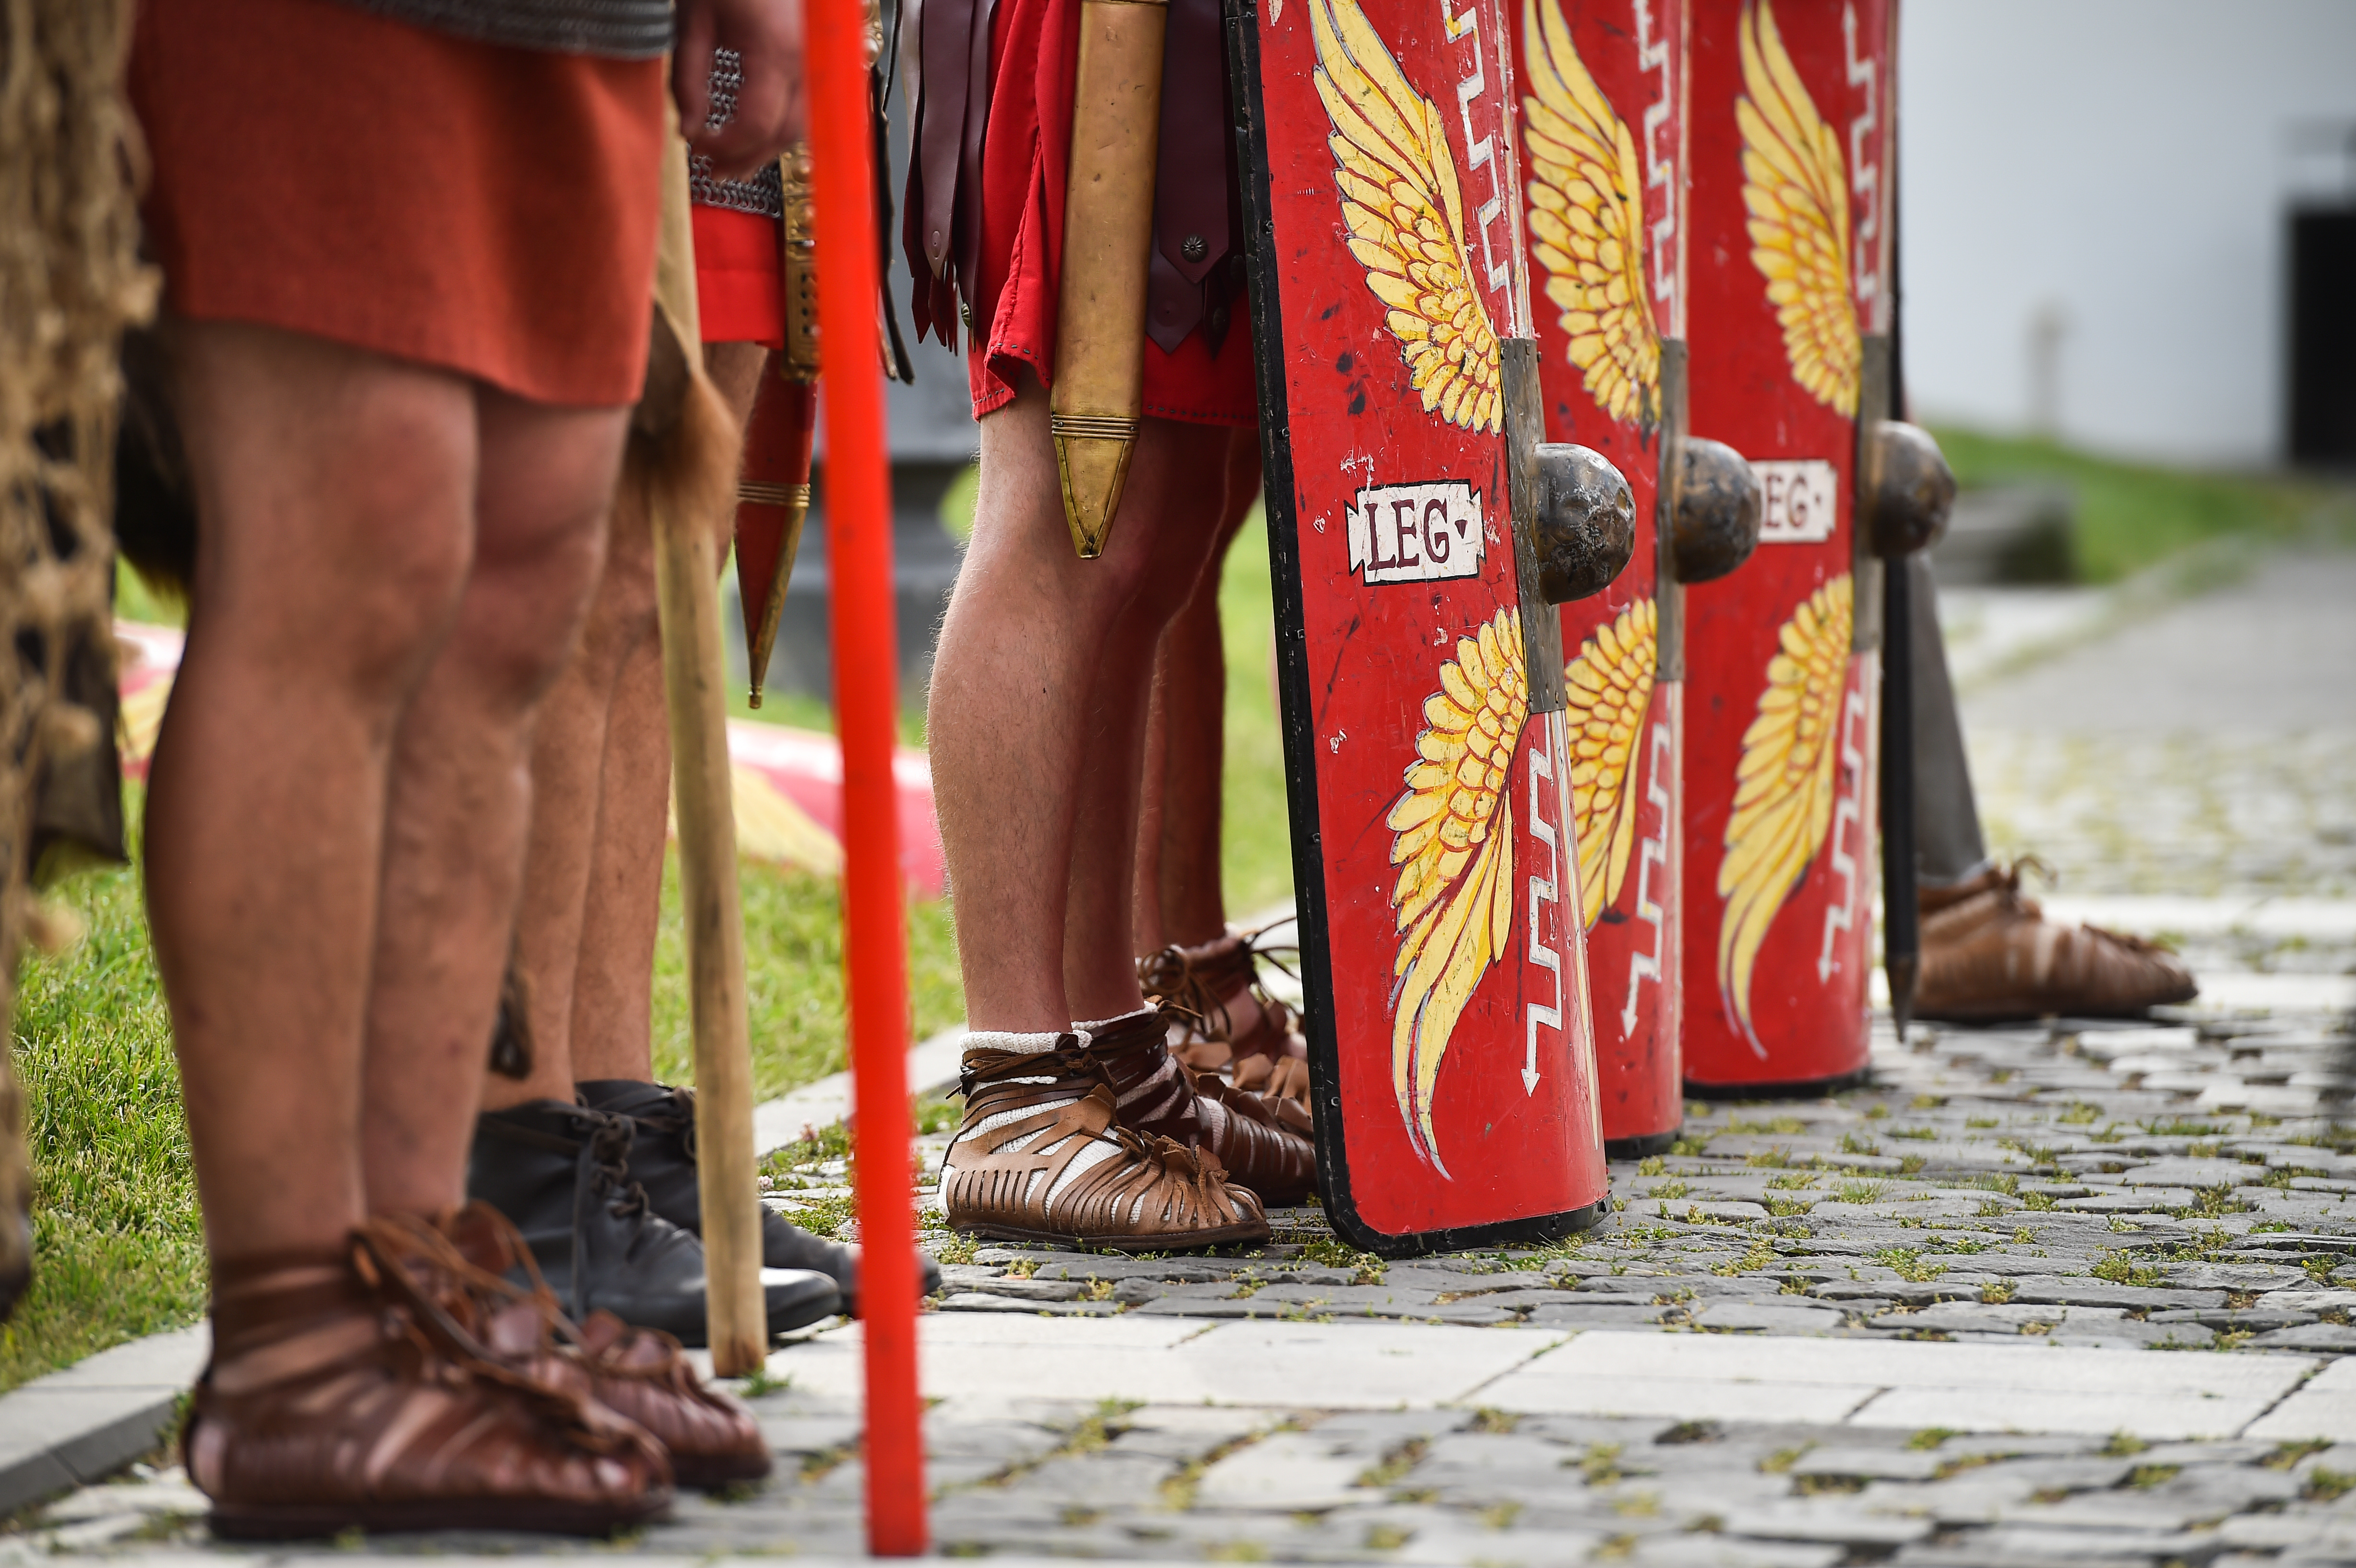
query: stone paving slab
[
  {"left": 778, "top": 1316, "right": 1568, "bottom": 1415},
  {"left": 0, "top": 1327, "right": 207, "bottom": 1515}
]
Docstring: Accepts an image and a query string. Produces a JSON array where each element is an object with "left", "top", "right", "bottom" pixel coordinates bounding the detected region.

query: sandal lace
[
  {"left": 1138, "top": 922, "right": 1301, "bottom": 1048},
  {"left": 347, "top": 1220, "right": 638, "bottom": 1455}
]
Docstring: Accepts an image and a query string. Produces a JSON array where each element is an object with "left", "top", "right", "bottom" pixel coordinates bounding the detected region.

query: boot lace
[{"left": 633, "top": 1085, "right": 698, "bottom": 1161}]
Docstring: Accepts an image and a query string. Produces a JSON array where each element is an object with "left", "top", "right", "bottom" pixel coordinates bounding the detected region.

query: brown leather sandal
[
  {"left": 187, "top": 1224, "right": 672, "bottom": 1540},
  {"left": 1916, "top": 860, "right": 2199, "bottom": 1022},
  {"left": 417, "top": 1204, "right": 770, "bottom": 1490},
  {"left": 1083, "top": 1010, "right": 1317, "bottom": 1206},
  {"left": 941, "top": 1041, "right": 1270, "bottom": 1250},
  {"left": 1230, "top": 1054, "right": 1314, "bottom": 1137},
  {"left": 1139, "top": 930, "right": 1315, "bottom": 1128},
  {"left": 1139, "top": 929, "right": 1306, "bottom": 1061}
]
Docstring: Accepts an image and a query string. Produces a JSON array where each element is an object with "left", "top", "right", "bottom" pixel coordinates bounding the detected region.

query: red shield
[
  {"left": 1510, "top": 0, "right": 1687, "bottom": 1151},
  {"left": 1680, "top": 0, "right": 1891, "bottom": 1089},
  {"left": 1234, "top": 0, "right": 1611, "bottom": 1249}
]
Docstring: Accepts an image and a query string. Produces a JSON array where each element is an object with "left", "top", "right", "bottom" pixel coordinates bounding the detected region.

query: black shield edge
[{"left": 1225, "top": 0, "right": 1608, "bottom": 1260}]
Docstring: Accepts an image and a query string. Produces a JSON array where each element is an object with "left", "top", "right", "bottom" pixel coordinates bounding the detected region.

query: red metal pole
[{"left": 803, "top": 2, "right": 927, "bottom": 1553}]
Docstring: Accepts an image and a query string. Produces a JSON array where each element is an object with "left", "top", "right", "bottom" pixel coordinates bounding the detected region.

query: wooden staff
[{"left": 648, "top": 110, "right": 767, "bottom": 1378}]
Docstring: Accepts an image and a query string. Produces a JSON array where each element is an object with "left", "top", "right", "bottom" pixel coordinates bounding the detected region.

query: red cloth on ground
[
  {"left": 129, "top": 0, "right": 666, "bottom": 408},
  {"left": 692, "top": 205, "right": 787, "bottom": 349},
  {"left": 965, "top": 0, "right": 1256, "bottom": 426}
]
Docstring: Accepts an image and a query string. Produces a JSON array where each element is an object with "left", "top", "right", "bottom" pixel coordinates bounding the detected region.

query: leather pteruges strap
[
  {"left": 953, "top": 0, "right": 999, "bottom": 326},
  {"left": 1145, "top": 0, "right": 1234, "bottom": 355}
]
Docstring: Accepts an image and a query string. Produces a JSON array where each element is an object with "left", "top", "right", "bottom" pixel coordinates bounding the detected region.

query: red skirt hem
[{"left": 130, "top": 0, "right": 666, "bottom": 408}]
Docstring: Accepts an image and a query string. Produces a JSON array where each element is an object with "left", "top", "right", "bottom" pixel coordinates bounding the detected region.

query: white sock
[
  {"left": 949, "top": 1029, "right": 1123, "bottom": 1217},
  {"left": 962, "top": 1029, "right": 1062, "bottom": 1057}
]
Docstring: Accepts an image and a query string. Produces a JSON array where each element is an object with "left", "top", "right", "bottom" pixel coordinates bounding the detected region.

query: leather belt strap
[
  {"left": 916, "top": 0, "right": 971, "bottom": 282},
  {"left": 954, "top": 0, "right": 999, "bottom": 319}
]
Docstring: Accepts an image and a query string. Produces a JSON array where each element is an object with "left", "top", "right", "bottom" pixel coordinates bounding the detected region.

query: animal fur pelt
[
  {"left": 0, "top": 0, "right": 154, "bottom": 1324},
  {"left": 113, "top": 327, "right": 196, "bottom": 601}
]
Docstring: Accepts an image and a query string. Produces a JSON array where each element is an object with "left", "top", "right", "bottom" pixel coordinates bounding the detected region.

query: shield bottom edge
[
  {"left": 1317, "top": 1193, "right": 1613, "bottom": 1262},
  {"left": 1682, "top": 1066, "right": 1872, "bottom": 1101}
]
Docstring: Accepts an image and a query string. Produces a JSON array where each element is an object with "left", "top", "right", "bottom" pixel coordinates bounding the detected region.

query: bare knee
[
  {"left": 1102, "top": 432, "right": 1237, "bottom": 627},
  {"left": 172, "top": 334, "right": 480, "bottom": 705},
  {"left": 950, "top": 390, "right": 1233, "bottom": 670},
  {"left": 460, "top": 397, "right": 631, "bottom": 708}
]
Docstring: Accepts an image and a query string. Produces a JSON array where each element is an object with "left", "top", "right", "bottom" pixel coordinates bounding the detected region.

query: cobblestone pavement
[
  {"left": 1961, "top": 550, "right": 2356, "bottom": 902},
  {"left": 11, "top": 563, "right": 2356, "bottom": 1562},
  {"left": 18, "top": 1004, "right": 2356, "bottom": 1566}
]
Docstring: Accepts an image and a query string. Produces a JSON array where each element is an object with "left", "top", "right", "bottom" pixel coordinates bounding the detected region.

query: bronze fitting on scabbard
[
  {"left": 780, "top": 142, "right": 821, "bottom": 383},
  {"left": 734, "top": 144, "right": 821, "bottom": 708},
  {"left": 1049, "top": 0, "right": 1170, "bottom": 558},
  {"left": 739, "top": 480, "right": 812, "bottom": 509}
]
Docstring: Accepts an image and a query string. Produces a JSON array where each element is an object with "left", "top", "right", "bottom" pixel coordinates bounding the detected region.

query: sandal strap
[
  {"left": 942, "top": 1081, "right": 1261, "bottom": 1241},
  {"left": 1140, "top": 928, "right": 1306, "bottom": 1059}
]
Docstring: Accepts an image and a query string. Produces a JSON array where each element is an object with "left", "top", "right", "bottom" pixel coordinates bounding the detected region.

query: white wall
[{"left": 1898, "top": 0, "right": 2356, "bottom": 467}]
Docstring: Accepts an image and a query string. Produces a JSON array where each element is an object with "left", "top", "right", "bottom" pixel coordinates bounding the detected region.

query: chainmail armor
[
  {"left": 687, "top": 49, "right": 785, "bottom": 218},
  {"left": 329, "top": 0, "right": 673, "bottom": 58}
]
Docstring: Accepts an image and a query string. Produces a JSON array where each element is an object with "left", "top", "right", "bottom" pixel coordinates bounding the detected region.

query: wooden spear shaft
[{"left": 649, "top": 117, "right": 768, "bottom": 1379}]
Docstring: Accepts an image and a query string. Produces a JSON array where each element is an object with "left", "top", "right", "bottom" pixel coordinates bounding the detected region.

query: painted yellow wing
[
  {"left": 1520, "top": 0, "right": 1659, "bottom": 428},
  {"left": 1386, "top": 608, "right": 1527, "bottom": 1171},
  {"left": 1310, "top": 0, "right": 1502, "bottom": 434},
  {"left": 1737, "top": 0, "right": 1859, "bottom": 415},
  {"left": 1717, "top": 574, "right": 1853, "bottom": 1044},
  {"left": 1563, "top": 596, "right": 1657, "bottom": 930}
]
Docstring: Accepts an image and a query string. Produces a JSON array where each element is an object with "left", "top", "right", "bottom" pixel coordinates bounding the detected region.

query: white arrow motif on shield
[{"left": 1524, "top": 712, "right": 1563, "bottom": 1095}]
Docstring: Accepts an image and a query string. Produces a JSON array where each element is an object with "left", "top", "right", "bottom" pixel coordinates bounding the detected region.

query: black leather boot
[
  {"left": 467, "top": 1100, "right": 841, "bottom": 1344},
  {"left": 576, "top": 1079, "right": 944, "bottom": 1314}
]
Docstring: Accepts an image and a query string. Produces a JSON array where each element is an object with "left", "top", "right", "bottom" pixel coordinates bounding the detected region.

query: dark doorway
[{"left": 2288, "top": 205, "right": 2356, "bottom": 466}]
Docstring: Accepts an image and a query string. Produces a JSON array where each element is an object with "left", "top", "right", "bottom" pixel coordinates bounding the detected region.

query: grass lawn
[
  {"left": 1927, "top": 427, "right": 2355, "bottom": 583},
  {"left": 1211, "top": 512, "right": 1295, "bottom": 918},
  {"left": 4, "top": 834, "right": 201, "bottom": 1394}
]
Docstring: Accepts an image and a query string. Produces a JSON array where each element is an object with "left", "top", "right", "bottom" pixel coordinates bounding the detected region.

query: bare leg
[
  {"left": 1133, "top": 429, "right": 1263, "bottom": 954},
  {"left": 477, "top": 500, "right": 649, "bottom": 1109},
  {"left": 358, "top": 387, "right": 622, "bottom": 1215},
  {"left": 485, "top": 344, "right": 770, "bottom": 1109},
  {"left": 567, "top": 620, "right": 674, "bottom": 1080},
  {"left": 144, "top": 321, "right": 583, "bottom": 1258},
  {"left": 929, "top": 378, "right": 1231, "bottom": 1031}
]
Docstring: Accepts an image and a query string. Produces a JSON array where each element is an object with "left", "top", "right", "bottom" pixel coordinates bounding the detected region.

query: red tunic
[
  {"left": 129, "top": 0, "right": 666, "bottom": 408},
  {"left": 960, "top": 0, "right": 1257, "bottom": 425},
  {"left": 692, "top": 205, "right": 787, "bottom": 350}
]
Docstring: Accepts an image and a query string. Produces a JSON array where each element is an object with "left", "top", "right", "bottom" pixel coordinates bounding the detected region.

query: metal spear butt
[
  {"left": 1865, "top": 419, "right": 1957, "bottom": 558},
  {"left": 1669, "top": 435, "right": 1762, "bottom": 585},
  {"left": 1529, "top": 442, "right": 1635, "bottom": 604}
]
